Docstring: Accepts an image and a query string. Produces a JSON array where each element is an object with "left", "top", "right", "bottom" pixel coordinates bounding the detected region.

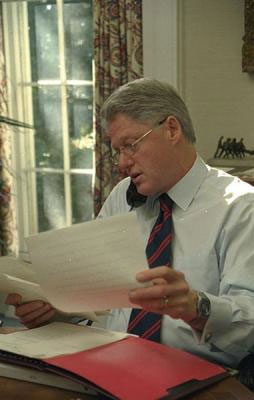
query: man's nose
[{"left": 118, "top": 152, "right": 134, "bottom": 175}]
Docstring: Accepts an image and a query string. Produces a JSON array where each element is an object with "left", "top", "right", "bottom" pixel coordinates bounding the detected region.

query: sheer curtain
[
  {"left": 93, "top": 0, "right": 143, "bottom": 216},
  {"left": 0, "top": 5, "right": 17, "bottom": 256}
]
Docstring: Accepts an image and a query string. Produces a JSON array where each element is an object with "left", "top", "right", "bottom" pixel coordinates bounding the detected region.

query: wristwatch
[{"left": 196, "top": 291, "right": 211, "bottom": 319}]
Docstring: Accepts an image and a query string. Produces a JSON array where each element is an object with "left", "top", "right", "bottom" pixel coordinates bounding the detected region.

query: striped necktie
[{"left": 127, "top": 193, "right": 173, "bottom": 342}]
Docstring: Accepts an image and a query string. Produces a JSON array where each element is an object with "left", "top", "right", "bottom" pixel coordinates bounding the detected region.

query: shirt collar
[
  {"left": 149, "top": 155, "right": 208, "bottom": 211},
  {"left": 168, "top": 155, "right": 208, "bottom": 210}
]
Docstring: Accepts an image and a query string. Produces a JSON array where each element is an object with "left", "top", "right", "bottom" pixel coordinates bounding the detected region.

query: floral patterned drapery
[
  {"left": 0, "top": 5, "right": 17, "bottom": 255},
  {"left": 242, "top": 0, "right": 254, "bottom": 72},
  {"left": 93, "top": 0, "right": 143, "bottom": 216}
]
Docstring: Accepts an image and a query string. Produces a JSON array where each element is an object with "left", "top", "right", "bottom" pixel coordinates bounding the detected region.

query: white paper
[
  {"left": 26, "top": 213, "right": 148, "bottom": 313},
  {"left": 0, "top": 362, "right": 95, "bottom": 395},
  {"left": 0, "top": 256, "right": 36, "bottom": 282},
  {"left": 0, "top": 274, "right": 47, "bottom": 303},
  {"left": 0, "top": 322, "right": 129, "bottom": 358},
  {"left": 0, "top": 257, "right": 102, "bottom": 322}
]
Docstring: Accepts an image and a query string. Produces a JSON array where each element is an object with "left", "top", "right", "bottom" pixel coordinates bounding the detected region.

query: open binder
[{"left": 0, "top": 332, "right": 228, "bottom": 400}]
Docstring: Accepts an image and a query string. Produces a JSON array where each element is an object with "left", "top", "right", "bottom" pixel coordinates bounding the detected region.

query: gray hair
[{"left": 100, "top": 78, "right": 196, "bottom": 143}]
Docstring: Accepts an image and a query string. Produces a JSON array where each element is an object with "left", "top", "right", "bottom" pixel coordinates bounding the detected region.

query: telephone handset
[{"left": 126, "top": 180, "right": 147, "bottom": 209}]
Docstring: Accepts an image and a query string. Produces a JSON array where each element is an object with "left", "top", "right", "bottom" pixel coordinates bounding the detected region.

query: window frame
[{"left": 2, "top": 0, "right": 94, "bottom": 256}]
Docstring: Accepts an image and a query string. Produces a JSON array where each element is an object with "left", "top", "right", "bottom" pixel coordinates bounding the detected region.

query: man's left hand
[{"left": 129, "top": 266, "right": 198, "bottom": 323}]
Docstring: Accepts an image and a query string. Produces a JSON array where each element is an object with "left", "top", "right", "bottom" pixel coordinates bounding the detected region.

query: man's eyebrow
[{"left": 111, "top": 133, "right": 134, "bottom": 149}]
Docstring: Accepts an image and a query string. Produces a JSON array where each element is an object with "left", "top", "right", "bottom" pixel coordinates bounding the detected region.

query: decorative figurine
[
  {"left": 214, "top": 137, "right": 254, "bottom": 159},
  {"left": 213, "top": 136, "right": 224, "bottom": 158}
]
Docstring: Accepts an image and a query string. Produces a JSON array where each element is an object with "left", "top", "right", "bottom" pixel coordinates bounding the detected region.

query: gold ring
[{"left": 163, "top": 296, "right": 169, "bottom": 306}]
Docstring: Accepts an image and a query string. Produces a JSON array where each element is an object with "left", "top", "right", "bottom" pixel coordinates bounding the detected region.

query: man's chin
[{"left": 135, "top": 183, "right": 155, "bottom": 197}]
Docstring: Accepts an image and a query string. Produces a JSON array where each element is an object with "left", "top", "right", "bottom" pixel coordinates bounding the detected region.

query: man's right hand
[{"left": 5, "top": 294, "right": 56, "bottom": 329}]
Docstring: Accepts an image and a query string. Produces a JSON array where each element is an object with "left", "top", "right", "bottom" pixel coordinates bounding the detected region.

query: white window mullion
[
  {"left": 57, "top": 0, "right": 72, "bottom": 226},
  {"left": 21, "top": 2, "right": 39, "bottom": 235}
]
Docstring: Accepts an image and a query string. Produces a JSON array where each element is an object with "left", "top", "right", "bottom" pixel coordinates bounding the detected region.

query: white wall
[{"left": 143, "top": 0, "right": 254, "bottom": 161}]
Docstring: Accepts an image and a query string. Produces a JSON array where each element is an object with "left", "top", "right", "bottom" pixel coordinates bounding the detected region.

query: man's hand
[
  {"left": 5, "top": 294, "right": 56, "bottom": 329},
  {"left": 129, "top": 266, "right": 198, "bottom": 323}
]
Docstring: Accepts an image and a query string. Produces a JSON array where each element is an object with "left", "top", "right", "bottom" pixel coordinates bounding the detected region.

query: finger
[
  {"left": 19, "top": 303, "right": 54, "bottom": 324},
  {"left": 138, "top": 294, "right": 187, "bottom": 311},
  {"left": 23, "top": 309, "right": 56, "bottom": 329},
  {"left": 15, "top": 301, "right": 46, "bottom": 318},
  {"left": 134, "top": 295, "right": 191, "bottom": 321},
  {"left": 136, "top": 266, "right": 179, "bottom": 283},
  {"left": 129, "top": 284, "right": 169, "bottom": 301},
  {"left": 133, "top": 289, "right": 197, "bottom": 321},
  {"left": 5, "top": 293, "right": 22, "bottom": 306},
  {"left": 152, "top": 278, "right": 168, "bottom": 286},
  {"left": 130, "top": 279, "right": 188, "bottom": 301}
]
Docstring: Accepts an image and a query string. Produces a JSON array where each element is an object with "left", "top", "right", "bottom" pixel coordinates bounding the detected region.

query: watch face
[{"left": 198, "top": 292, "right": 211, "bottom": 318}]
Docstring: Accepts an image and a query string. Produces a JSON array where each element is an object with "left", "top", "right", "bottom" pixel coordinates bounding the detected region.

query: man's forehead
[
  {"left": 108, "top": 114, "right": 134, "bottom": 128},
  {"left": 107, "top": 114, "right": 147, "bottom": 135}
]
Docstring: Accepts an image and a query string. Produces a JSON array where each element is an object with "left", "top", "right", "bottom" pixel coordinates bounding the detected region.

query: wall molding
[{"left": 142, "top": 0, "right": 180, "bottom": 89}]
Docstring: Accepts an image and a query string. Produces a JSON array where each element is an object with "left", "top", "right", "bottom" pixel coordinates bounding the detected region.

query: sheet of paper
[
  {"left": 26, "top": 213, "right": 148, "bottom": 313},
  {"left": 0, "top": 362, "right": 94, "bottom": 395},
  {"left": 0, "top": 274, "right": 47, "bottom": 303},
  {"left": 0, "top": 256, "right": 102, "bottom": 322},
  {"left": 0, "top": 256, "right": 36, "bottom": 282},
  {"left": 0, "top": 322, "right": 129, "bottom": 358},
  {"left": 0, "top": 256, "right": 46, "bottom": 302}
]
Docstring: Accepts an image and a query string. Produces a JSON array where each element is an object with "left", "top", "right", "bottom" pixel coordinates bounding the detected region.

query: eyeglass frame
[{"left": 111, "top": 117, "right": 167, "bottom": 166}]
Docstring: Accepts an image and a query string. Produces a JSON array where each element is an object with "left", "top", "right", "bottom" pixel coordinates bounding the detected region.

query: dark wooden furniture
[
  {"left": 0, "top": 376, "right": 253, "bottom": 400},
  {"left": 1, "top": 326, "right": 254, "bottom": 399},
  {"left": 184, "top": 376, "right": 254, "bottom": 400},
  {"left": 0, "top": 375, "right": 93, "bottom": 400}
]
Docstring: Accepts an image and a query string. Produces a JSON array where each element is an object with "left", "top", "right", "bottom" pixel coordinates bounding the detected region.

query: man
[{"left": 6, "top": 78, "right": 254, "bottom": 368}]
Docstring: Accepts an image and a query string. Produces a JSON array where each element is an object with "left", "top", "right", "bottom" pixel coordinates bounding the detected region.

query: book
[
  {"left": 0, "top": 213, "right": 148, "bottom": 319},
  {"left": 0, "top": 322, "right": 228, "bottom": 400}
]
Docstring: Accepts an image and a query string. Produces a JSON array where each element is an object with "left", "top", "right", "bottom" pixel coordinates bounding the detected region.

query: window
[{"left": 2, "top": 0, "right": 94, "bottom": 254}]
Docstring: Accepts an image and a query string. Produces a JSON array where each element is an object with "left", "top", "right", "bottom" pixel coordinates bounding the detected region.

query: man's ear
[{"left": 165, "top": 116, "right": 182, "bottom": 142}]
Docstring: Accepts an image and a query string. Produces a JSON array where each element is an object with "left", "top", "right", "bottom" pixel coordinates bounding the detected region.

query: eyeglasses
[{"left": 111, "top": 118, "right": 167, "bottom": 166}]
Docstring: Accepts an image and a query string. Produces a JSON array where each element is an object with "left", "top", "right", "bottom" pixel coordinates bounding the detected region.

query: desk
[
  {"left": 184, "top": 376, "right": 254, "bottom": 400},
  {"left": 0, "top": 376, "right": 253, "bottom": 400},
  {"left": 0, "top": 327, "right": 254, "bottom": 399}
]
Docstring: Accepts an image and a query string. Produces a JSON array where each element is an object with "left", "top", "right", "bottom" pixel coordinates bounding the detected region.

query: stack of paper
[
  {"left": 0, "top": 213, "right": 148, "bottom": 319},
  {"left": 0, "top": 322, "right": 228, "bottom": 400}
]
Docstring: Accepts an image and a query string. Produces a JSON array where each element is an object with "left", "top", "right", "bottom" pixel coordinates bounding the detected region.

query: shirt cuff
[{"left": 192, "top": 293, "right": 232, "bottom": 344}]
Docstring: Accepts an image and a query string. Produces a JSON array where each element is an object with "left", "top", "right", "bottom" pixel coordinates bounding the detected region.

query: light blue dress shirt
[{"left": 97, "top": 155, "right": 254, "bottom": 368}]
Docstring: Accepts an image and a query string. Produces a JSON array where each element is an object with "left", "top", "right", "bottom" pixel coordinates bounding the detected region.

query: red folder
[{"left": 44, "top": 336, "right": 228, "bottom": 400}]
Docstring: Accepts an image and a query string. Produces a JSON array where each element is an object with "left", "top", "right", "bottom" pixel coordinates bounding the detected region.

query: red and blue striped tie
[{"left": 127, "top": 193, "right": 173, "bottom": 342}]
